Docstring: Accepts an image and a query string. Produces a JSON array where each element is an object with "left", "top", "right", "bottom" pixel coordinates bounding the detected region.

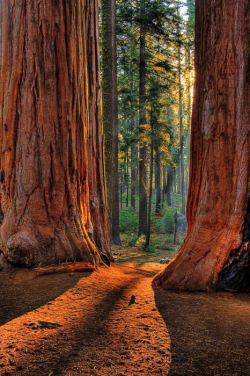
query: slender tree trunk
[
  {"left": 146, "top": 132, "right": 154, "bottom": 247},
  {"left": 138, "top": 2, "right": 148, "bottom": 236},
  {"left": 162, "top": 165, "right": 167, "bottom": 204},
  {"left": 125, "top": 151, "right": 129, "bottom": 207},
  {"left": 155, "top": 145, "right": 161, "bottom": 214},
  {"left": 154, "top": 0, "right": 250, "bottom": 291},
  {"left": 166, "top": 166, "right": 174, "bottom": 207},
  {"left": 173, "top": 167, "right": 177, "bottom": 194},
  {"left": 173, "top": 210, "right": 178, "bottom": 245},
  {"left": 176, "top": 163, "right": 181, "bottom": 194},
  {"left": 0, "top": 0, "right": 110, "bottom": 267},
  {"left": 120, "top": 167, "right": 123, "bottom": 209},
  {"left": 177, "top": 7, "right": 186, "bottom": 215},
  {"left": 102, "top": 0, "right": 121, "bottom": 244},
  {"left": 131, "top": 139, "right": 137, "bottom": 209}
]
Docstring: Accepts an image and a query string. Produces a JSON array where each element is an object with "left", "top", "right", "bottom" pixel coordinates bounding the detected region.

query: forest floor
[{"left": 0, "top": 246, "right": 250, "bottom": 376}]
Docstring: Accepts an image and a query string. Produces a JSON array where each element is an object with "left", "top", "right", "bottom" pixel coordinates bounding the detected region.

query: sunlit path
[{"left": 0, "top": 262, "right": 249, "bottom": 375}]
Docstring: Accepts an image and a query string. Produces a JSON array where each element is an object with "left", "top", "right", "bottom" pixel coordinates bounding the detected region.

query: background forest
[{"left": 101, "top": 0, "right": 195, "bottom": 254}]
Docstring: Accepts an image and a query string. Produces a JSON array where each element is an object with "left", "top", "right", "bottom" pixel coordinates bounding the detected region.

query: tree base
[
  {"left": 218, "top": 243, "right": 250, "bottom": 291},
  {"left": 153, "top": 240, "right": 250, "bottom": 292},
  {"left": 0, "top": 225, "right": 102, "bottom": 268}
]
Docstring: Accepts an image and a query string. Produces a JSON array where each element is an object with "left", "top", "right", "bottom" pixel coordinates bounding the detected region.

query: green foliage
[
  {"left": 144, "top": 242, "right": 156, "bottom": 253},
  {"left": 114, "top": 1, "right": 194, "bottom": 242},
  {"left": 128, "top": 234, "right": 138, "bottom": 246},
  {"left": 162, "top": 207, "right": 177, "bottom": 233},
  {"left": 136, "top": 235, "right": 146, "bottom": 247},
  {"left": 171, "top": 193, "right": 182, "bottom": 207},
  {"left": 119, "top": 207, "right": 138, "bottom": 233}
]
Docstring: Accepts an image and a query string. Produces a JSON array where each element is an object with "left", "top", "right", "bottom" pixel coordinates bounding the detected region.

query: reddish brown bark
[
  {"left": 154, "top": 0, "right": 250, "bottom": 291},
  {"left": 86, "top": 0, "right": 112, "bottom": 263},
  {"left": 0, "top": 1, "right": 110, "bottom": 267}
]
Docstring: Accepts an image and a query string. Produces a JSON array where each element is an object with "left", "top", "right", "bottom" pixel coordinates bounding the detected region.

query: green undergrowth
[{"left": 119, "top": 198, "right": 185, "bottom": 255}]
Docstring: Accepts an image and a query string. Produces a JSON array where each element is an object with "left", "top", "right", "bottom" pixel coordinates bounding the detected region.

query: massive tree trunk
[
  {"left": 154, "top": 0, "right": 250, "bottom": 291},
  {"left": 0, "top": 0, "right": 111, "bottom": 267},
  {"left": 138, "top": 1, "right": 148, "bottom": 236},
  {"left": 101, "top": 0, "right": 121, "bottom": 245}
]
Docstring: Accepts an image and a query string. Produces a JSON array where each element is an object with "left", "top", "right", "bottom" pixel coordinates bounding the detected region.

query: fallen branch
[{"left": 34, "top": 262, "right": 96, "bottom": 275}]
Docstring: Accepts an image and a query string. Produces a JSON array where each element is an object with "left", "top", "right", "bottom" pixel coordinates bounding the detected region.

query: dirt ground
[{"left": 0, "top": 248, "right": 249, "bottom": 376}]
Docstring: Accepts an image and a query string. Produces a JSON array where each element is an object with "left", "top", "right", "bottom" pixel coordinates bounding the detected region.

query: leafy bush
[
  {"left": 162, "top": 207, "right": 177, "bottom": 233},
  {"left": 171, "top": 193, "right": 182, "bottom": 207},
  {"left": 144, "top": 242, "right": 156, "bottom": 253},
  {"left": 136, "top": 235, "right": 146, "bottom": 247},
  {"left": 119, "top": 207, "right": 138, "bottom": 233},
  {"left": 128, "top": 234, "right": 138, "bottom": 246}
]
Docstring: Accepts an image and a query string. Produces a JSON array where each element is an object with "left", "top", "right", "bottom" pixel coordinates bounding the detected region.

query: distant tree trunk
[
  {"left": 176, "top": 162, "right": 181, "bottom": 194},
  {"left": 162, "top": 165, "right": 167, "bottom": 204},
  {"left": 155, "top": 145, "right": 161, "bottom": 214},
  {"left": 154, "top": 0, "right": 250, "bottom": 291},
  {"left": 102, "top": 0, "right": 121, "bottom": 244},
  {"left": 138, "top": 0, "right": 148, "bottom": 236},
  {"left": 120, "top": 167, "right": 123, "bottom": 209},
  {"left": 130, "top": 139, "right": 137, "bottom": 209},
  {"left": 0, "top": 0, "right": 111, "bottom": 267},
  {"left": 177, "top": 6, "right": 186, "bottom": 215},
  {"left": 125, "top": 150, "right": 129, "bottom": 207},
  {"left": 173, "top": 167, "right": 177, "bottom": 194},
  {"left": 146, "top": 131, "right": 154, "bottom": 247},
  {"left": 173, "top": 210, "right": 178, "bottom": 245},
  {"left": 166, "top": 167, "right": 173, "bottom": 207}
]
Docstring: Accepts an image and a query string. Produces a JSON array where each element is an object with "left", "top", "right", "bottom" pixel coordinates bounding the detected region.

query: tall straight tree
[
  {"left": 177, "top": 5, "right": 185, "bottom": 215},
  {"left": 138, "top": 0, "right": 148, "bottom": 236},
  {"left": 0, "top": 0, "right": 111, "bottom": 267},
  {"left": 102, "top": 0, "right": 121, "bottom": 244},
  {"left": 154, "top": 0, "right": 250, "bottom": 291}
]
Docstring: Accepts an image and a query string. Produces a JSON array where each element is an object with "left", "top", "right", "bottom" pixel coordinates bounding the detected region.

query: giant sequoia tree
[
  {"left": 154, "top": 0, "right": 250, "bottom": 291},
  {"left": 0, "top": 0, "right": 111, "bottom": 267}
]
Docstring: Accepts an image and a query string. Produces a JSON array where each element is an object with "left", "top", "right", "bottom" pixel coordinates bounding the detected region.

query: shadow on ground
[
  {"left": 0, "top": 269, "right": 85, "bottom": 326},
  {"left": 1, "top": 268, "right": 145, "bottom": 376},
  {"left": 154, "top": 286, "right": 250, "bottom": 376}
]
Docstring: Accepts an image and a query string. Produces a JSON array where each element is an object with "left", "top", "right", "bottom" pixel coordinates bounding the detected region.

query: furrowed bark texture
[
  {"left": 0, "top": 0, "right": 110, "bottom": 267},
  {"left": 86, "top": 0, "right": 111, "bottom": 263},
  {"left": 154, "top": 0, "right": 250, "bottom": 291}
]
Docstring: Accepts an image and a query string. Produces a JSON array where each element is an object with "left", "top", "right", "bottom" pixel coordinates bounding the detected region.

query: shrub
[
  {"left": 144, "top": 242, "right": 156, "bottom": 253},
  {"left": 136, "top": 235, "right": 146, "bottom": 247},
  {"left": 119, "top": 207, "right": 138, "bottom": 233},
  {"left": 162, "top": 207, "right": 177, "bottom": 233},
  {"left": 128, "top": 234, "right": 138, "bottom": 246}
]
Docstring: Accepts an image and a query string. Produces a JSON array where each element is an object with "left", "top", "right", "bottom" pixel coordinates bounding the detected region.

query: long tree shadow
[
  {"left": 0, "top": 269, "right": 85, "bottom": 326},
  {"left": 5, "top": 273, "right": 141, "bottom": 375},
  {"left": 154, "top": 287, "right": 250, "bottom": 376}
]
